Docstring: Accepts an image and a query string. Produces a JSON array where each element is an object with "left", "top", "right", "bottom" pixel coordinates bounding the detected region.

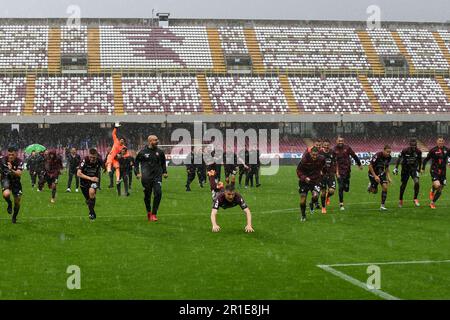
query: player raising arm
[{"left": 210, "top": 184, "right": 254, "bottom": 233}]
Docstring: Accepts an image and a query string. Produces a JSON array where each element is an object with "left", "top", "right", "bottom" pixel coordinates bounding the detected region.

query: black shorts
[
  {"left": 298, "top": 181, "right": 320, "bottom": 195},
  {"left": 80, "top": 182, "right": 98, "bottom": 200},
  {"left": 369, "top": 172, "right": 388, "bottom": 189},
  {"left": 337, "top": 174, "right": 351, "bottom": 192},
  {"left": 2, "top": 178, "right": 22, "bottom": 197},
  {"left": 321, "top": 175, "right": 336, "bottom": 190},
  {"left": 224, "top": 165, "right": 237, "bottom": 177},
  {"left": 44, "top": 175, "right": 58, "bottom": 188},
  {"left": 431, "top": 172, "right": 447, "bottom": 186},
  {"left": 401, "top": 169, "right": 419, "bottom": 183}
]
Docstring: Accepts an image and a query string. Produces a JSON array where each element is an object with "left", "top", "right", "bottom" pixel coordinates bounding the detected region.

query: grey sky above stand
[{"left": 1, "top": 0, "right": 449, "bottom": 22}]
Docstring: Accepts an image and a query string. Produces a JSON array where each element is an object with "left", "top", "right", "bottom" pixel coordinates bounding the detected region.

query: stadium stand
[
  {"left": 368, "top": 77, "right": 450, "bottom": 114},
  {"left": 0, "top": 77, "right": 26, "bottom": 115},
  {"left": 34, "top": 76, "right": 115, "bottom": 115},
  {"left": 206, "top": 76, "right": 289, "bottom": 114},
  {"left": 61, "top": 25, "right": 87, "bottom": 55},
  {"left": 121, "top": 76, "right": 202, "bottom": 114},
  {"left": 288, "top": 77, "right": 372, "bottom": 114}
]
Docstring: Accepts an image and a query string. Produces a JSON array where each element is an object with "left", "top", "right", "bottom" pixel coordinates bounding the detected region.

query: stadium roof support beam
[
  {"left": 112, "top": 74, "right": 124, "bottom": 115},
  {"left": 278, "top": 74, "right": 300, "bottom": 114},
  {"left": 196, "top": 74, "right": 213, "bottom": 114},
  {"left": 432, "top": 32, "right": 450, "bottom": 69},
  {"left": 48, "top": 27, "right": 61, "bottom": 74},
  {"left": 357, "top": 74, "right": 383, "bottom": 115},
  {"left": 23, "top": 74, "right": 36, "bottom": 116},
  {"left": 243, "top": 28, "right": 265, "bottom": 74},
  {"left": 206, "top": 28, "right": 226, "bottom": 73},
  {"left": 391, "top": 31, "right": 416, "bottom": 76},
  {"left": 87, "top": 28, "right": 101, "bottom": 74},
  {"left": 357, "top": 31, "right": 385, "bottom": 76}
]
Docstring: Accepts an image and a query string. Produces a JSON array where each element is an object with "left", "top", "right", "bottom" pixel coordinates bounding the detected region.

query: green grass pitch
[{"left": 0, "top": 166, "right": 449, "bottom": 299}]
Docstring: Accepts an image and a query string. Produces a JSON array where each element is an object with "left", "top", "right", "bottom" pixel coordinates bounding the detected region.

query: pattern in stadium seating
[
  {"left": 34, "top": 77, "right": 114, "bottom": 114},
  {"left": 0, "top": 25, "right": 48, "bottom": 69},
  {"left": 288, "top": 77, "right": 372, "bottom": 113},
  {"left": 61, "top": 25, "right": 87, "bottom": 55},
  {"left": 99, "top": 26, "right": 213, "bottom": 70},
  {"left": 397, "top": 29, "right": 449, "bottom": 71},
  {"left": 206, "top": 76, "right": 289, "bottom": 114},
  {"left": 121, "top": 76, "right": 202, "bottom": 114},
  {"left": 343, "top": 136, "right": 412, "bottom": 153},
  {"left": 368, "top": 77, "right": 450, "bottom": 114},
  {"left": 438, "top": 30, "right": 450, "bottom": 52},
  {"left": 0, "top": 77, "right": 26, "bottom": 115},
  {"left": 367, "top": 29, "right": 401, "bottom": 56},
  {"left": 254, "top": 27, "right": 370, "bottom": 71},
  {"left": 218, "top": 27, "right": 248, "bottom": 55}
]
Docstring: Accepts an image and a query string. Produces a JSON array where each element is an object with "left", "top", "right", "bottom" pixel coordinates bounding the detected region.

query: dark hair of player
[
  {"left": 89, "top": 148, "right": 98, "bottom": 155},
  {"left": 224, "top": 184, "right": 235, "bottom": 192},
  {"left": 323, "top": 139, "right": 330, "bottom": 144},
  {"left": 7, "top": 146, "right": 18, "bottom": 152},
  {"left": 409, "top": 138, "right": 417, "bottom": 146},
  {"left": 384, "top": 145, "right": 391, "bottom": 150}
]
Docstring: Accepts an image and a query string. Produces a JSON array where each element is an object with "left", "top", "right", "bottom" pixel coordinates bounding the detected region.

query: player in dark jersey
[
  {"left": 66, "top": 147, "right": 81, "bottom": 193},
  {"left": 296, "top": 147, "right": 325, "bottom": 222},
  {"left": 135, "top": 135, "right": 168, "bottom": 222},
  {"left": 319, "top": 139, "right": 338, "bottom": 214},
  {"left": 39, "top": 150, "right": 63, "bottom": 203},
  {"left": 393, "top": 139, "right": 422, "bottom": 207},
  {"left": 77, "top": 148, "right": 102, "bottom": 221},
  {"left": 422, "top": 137, "right": 449, "bottom": 209},
  {"left": 116, "top": 147, "right": 132, "bottom": 196},
  {"left": 210, "top": 184, "right": 254, "bottom": 233},
  {"left": 26, "top": 151, "right": 39, "bottom": 188},
  {"left": 185, "top": 149, "right": 196, "bottom": 192},
  {"left": 333, "top": 136, "right": 363, "bottom": 211},
  {"left": 368, "top": 145, "right": 392, "bottom": 211},
  {"left": 1, "top": 146, "right": 24, "bottom": 224}
]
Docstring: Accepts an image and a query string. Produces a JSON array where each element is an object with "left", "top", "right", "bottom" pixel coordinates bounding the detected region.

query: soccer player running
[
  {"left": 319, "top": 139, "right": 338, "bottom": 214},
  {"left": 333, "top": 136, "right": 363, "bottom": 211},
  {"left": 77, "top": 148, "right": 102, "bottom": 221},
  {"left": 367, "top": 145, "right": 392, "bottom": 211},
  {"left": 393, "top": 138, "right": 422, "bottom": 208},
  {"left": 40, "top": 150, "right": 63, "bottom": 203},
  {"left": 422, "top": 137, "right": 449, "bottom": 209},
  {"left": 296, "top": 146, "right": 325, "bottom": 222},
  {"left": 135, "top": 135, "right": 168, "bottom": 222},
  {"left": 1, "top": 146, "right": 24, "bottom": 224},
  {"left": 210, "top": 182, "right": 254, "bottom": 233},
  {"left": 66, "top": 147, "right": 81, "bottom": 193}
]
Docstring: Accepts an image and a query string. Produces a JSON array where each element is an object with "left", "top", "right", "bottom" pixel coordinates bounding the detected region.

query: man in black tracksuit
[
  {"left": 135, "top": 135, "right": 168, "bottom": 222},
  {"left": 66, "top": 147, "right": 81, "bottom": 192},
  {"left": 26, "top": 151, "right": 39, "bottom": 188}
]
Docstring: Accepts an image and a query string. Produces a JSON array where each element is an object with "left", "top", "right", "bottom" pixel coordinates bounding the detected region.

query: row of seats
[
  {"left": 0, "top": 25, "right": 449, "bottom": 71},
  {"left": 0, "top": 76, "right": 448, "bottom": 115}
]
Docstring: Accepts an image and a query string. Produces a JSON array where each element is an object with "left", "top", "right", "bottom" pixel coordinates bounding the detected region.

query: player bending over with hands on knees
[{"left": 210, "top": 183, "right": 254, "bottom": 233}]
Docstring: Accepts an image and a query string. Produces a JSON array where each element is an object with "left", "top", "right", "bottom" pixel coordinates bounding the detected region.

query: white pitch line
[
  {"left": 317, "top": 264, "right": 401, "bottom": 300},
  {"left": 325, "top": 259, "right": 450, "bottom": 267}
]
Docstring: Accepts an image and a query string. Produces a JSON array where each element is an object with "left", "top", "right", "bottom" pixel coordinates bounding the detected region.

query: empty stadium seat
[
  {"left": 218, "top": 27, "right": 249, "bottom": 55},
  {"left": 61, "top": 25, "right": 87, "bottom": 55}
]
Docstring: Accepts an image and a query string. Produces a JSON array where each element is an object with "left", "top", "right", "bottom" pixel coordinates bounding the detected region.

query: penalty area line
[{"left": 317, "top": 264, "right": 401, "bottom": 300}]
